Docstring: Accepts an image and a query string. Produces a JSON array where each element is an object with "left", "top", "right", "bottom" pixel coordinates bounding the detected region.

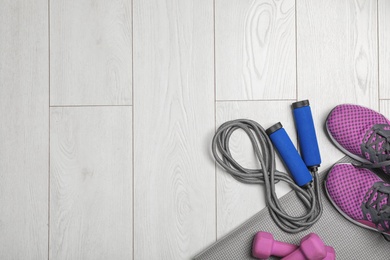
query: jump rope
[{"left": 212, "top": 100, "right": 323, "bottom": 233}]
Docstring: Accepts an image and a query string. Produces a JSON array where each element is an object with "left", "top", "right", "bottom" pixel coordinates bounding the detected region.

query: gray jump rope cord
[{"left": 212, "top": 119, "right": 323, "bottom": 233}]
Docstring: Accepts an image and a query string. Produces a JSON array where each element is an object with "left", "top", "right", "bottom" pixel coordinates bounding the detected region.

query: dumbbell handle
[
  {"left": 282, "top": 246, "right": 335, "bottom": 260},
  {"left": 281, "top": 233, "right": 326, "bottom": 260},
  {"left": 271, "top": 241, "right": 298, "bottom": 257},
  {"left": 282, "top": 250, "right": 320, "bottom": 260}
]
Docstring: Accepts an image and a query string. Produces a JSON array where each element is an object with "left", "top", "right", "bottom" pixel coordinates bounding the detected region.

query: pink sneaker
[
  {"left": 325, "top": 163, "right": 390, "bottom": 233},
  {"left": 326, "top": 104, "right": 390, "bottom": 173}
]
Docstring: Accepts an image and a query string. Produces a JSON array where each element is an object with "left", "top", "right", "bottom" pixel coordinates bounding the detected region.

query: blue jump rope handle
[
  {"left": 292, "top": 100, "right": 321, "bottom": 169},
  {"left": 266, "top": 123, "right": 313, "bottom": 187}
]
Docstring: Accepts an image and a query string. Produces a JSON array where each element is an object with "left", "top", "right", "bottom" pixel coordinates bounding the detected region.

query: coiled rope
[{"left": 212, "top": 119, "right": 322, "bottom": 233}]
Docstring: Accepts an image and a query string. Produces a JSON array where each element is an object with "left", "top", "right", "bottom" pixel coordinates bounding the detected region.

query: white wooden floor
[{"left": 1, "top": 0, "right": 390, "bottom": 259}]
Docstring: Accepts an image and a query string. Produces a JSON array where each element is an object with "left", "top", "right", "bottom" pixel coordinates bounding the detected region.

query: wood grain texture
[
  {"left": 50, "top": 107, "right": 132, "bottom": 259},
  {"left": 216, "top": 101, "right": 295, "bottom": 238},
  {"left": 297, "top": 0, "right": 378, "bottom": 169},
  {"left": 379, "top": 0, "right": 390, "bottom": 98},
  {"left": 0, "top": 0, "right": 48, "bottom": 258},
  {"left": 216, "top": 0, "right": 296, "bottom": 100},
  {"left": 133, "top": 0, "right": 215, "bottom": 259},
  {"left": 380, "top": 100, "right": 390, "bottom": 117},
  {"left": 50, "top": 0, "right": 132, "bottom": 106}
]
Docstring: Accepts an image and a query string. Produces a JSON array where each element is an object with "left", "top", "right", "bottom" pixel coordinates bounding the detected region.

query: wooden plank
[
  {"left": 215, "top": 0, "right": 296, "bottom": 100},
  {"left": 297, "top": 0, "right": 378, "bottom": 169},
  {"left": 50, "top": 0, "right": 132, "bottom": 106},
  {"left": 379, "top": 0, "right": 390, "bottom": 98},
  {"left": 380, "top": 100, "right": 390, "bottom": 117},
  {"left": 0, "top": 1, "right": 48, "bottom": 258},
  {"left": 216, "top": 101, "right": 295, "bottom": 238},
  {"left": 50, "top": 107, "right": 132, "bottom": 259},
  {"left": 133, "top": 0, "right": 215, "bottom": 258}
]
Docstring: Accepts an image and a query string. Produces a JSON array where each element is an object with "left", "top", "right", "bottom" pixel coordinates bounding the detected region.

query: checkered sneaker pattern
[
  {"left": 325, "top": 163, "right": 390, "bottom": 232},
  {"left": 326, "top": 104, "right": 390, "bottom": 173}
]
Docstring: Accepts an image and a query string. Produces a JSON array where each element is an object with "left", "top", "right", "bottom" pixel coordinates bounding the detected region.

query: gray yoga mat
[{"left": 194, "top": 156, "right": 390, "bottom": 260}]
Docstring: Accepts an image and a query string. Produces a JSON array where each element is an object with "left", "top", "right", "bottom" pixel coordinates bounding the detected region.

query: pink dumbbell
[
  {"left": 281, "top": 233, "right": 327, "bottom": 260},
  {"left": 252, "top": 232, "right": 298, "bottom": 259},
  {"left": 323, "top": 246, "right": 336, "bottom": 260},
  {"left": 252, "top": 232, "right": 336, "bottom": 260}
]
